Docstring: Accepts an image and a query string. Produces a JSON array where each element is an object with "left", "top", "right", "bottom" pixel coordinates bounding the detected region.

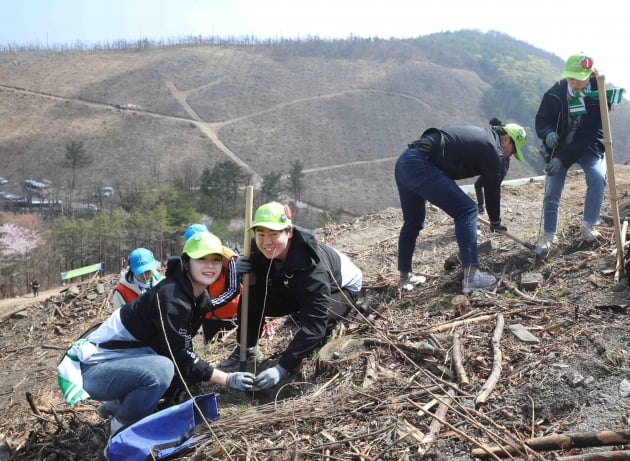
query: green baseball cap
[
  {"left": 249, "top": 202, "right": 292, "bottom": 231},
  {"left": 503, "top": 123, "right": 527, "bottom": 161},
  {"left": 183, "top": 232, "right": 226, "bottom": 259},
  {"left": 561, "top": 53, "right": 594, "bottom": 81}
]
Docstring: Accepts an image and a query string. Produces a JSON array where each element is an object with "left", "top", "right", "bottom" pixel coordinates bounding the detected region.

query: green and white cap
[
  {"left": 248, "top": 202, "right": 293, "bottom": 231},
  {"left": 183, "top": 232, "right": 226, "bottom": 259},
  {"left": 561, "top": 53, "right": 594, "bottom": 81},
  {"left": 503, "top": 123, "right": 527, "bottom": 162}
]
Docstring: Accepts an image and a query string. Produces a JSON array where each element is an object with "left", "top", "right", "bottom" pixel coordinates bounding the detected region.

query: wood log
[
  {"left": 470, "top": 430, "right": 630, "bottom": 458},
  {"left": 475, "top": 314, "right": 504, "bottom": 407},
  {"left": 452, "top": 329, "right": 469, "bottom": 388},
  {"left": 557, "top": 450, "right": 630, "bottom": 460}
]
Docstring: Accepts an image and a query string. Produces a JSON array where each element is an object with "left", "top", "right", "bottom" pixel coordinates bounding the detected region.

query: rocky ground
[{"left": 1, "top": 167, "right": 630, "bottom": 460}]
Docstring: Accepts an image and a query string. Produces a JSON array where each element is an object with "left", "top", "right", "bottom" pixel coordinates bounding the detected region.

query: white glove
[
  {"left": 225, "top": 372, "right": 255, "bottom": 391},
  {"left": 545, "top": 132, "right": 559, "bottom": 150},
  {"left": 254, "top": 365, "right": 288, "bottom": 390}
]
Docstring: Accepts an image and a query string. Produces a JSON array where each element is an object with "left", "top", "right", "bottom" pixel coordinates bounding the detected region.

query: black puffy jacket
[{"left": 120, "top": 257, "right": 214, "bottom": 383}]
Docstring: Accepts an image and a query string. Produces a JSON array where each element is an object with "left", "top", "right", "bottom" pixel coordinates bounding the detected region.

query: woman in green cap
[{"left": 57, "top": 232, "right": 255, "bottom": 438}]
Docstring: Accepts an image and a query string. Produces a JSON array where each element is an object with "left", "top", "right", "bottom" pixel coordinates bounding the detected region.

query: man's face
[{"left": 254, "top": 226, "right": 293, "bottom": 260}]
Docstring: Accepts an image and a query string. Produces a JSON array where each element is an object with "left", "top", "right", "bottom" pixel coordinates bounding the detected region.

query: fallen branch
[
  {"left": 556, "top": 450, "right": 630, "bottom": 460},
  {"left": 418, "top": 388, "right": 455, "bottom": 455},
  {"left": 475, "top": 314, "right": 504, "bottom": 407},
  {"left": 471, "top": 429, "right": 630, "bottom": 458},
  {"left": 427, "top": 313, "right": 497, "bottom": 333},
  {"left": 451, "top": 329, "right": 469, "bottom": 388}
]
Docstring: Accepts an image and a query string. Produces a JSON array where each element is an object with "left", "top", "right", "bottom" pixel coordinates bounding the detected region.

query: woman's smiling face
[{"left": 189, "top": 254, "right": 223, "bottom": 287}]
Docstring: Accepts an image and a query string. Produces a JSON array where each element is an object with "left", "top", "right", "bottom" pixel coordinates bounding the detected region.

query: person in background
[
  {"left": 223, "top": 202, "right": 362, "bottom": 391},
  {"left": 111, "top": 248, "right": 162, "bottom": 310},
  {"left": 535, "top": 52, "right": 621, "bottom": 250},
  {"left": 395, "top": 121, "right": 526, "bottom": 293},
  {"left": 474, "top": 118, "right": 511, "bottom": 214},
  {"left": 31, "top": 280, "right": 40, "bottom": 297},
  {"left": 58, "top": 232, "right": 255, "bottom": 436},
  {"left": 183, "top": 224, "right": 241, "bottom": 345}
]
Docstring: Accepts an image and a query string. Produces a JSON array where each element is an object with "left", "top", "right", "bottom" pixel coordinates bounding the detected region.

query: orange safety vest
[
  {"left": 205, "top": 247, "right": 241, "bottom": 320},
  {"left": 113, "top": 283, "right": 139, "bottom": 304}
]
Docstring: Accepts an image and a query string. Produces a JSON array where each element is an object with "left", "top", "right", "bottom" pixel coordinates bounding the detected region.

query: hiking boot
[
  {"left": 580, "top": 222, "right": 601, "bottom": 242},
  {"left": 398, "top": 274, "right": 427, "bottom": 291},
  {"left": 462, "top": 269, "right": 497, "bottom": 294},
  {"left": 218, "top": 345, "right": 264, "bottom": 368},
  {"left": 536, "top": 232, "right": 557, "bottom": 251}
]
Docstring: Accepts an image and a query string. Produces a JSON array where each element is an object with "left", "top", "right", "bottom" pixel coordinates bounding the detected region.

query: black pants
[{"left": 201, "top": 318, "right": 236, "bottom": 343}]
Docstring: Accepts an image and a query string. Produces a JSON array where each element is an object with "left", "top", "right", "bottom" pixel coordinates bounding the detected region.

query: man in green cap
[
  {"left": 395, "top": 121, "right": 526, "bottom": 294},
  {"left": 222, "top": 202, "right": 363, "bottom": 390},
  {"left": 535, "top": 52, "right": 622, "bottom": 250}
]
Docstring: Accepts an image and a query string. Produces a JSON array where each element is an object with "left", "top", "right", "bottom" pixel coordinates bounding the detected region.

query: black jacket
[
  {"left": 249, "top": 226, "right": 350, "bottom": 370},
  {"left": 414, "top": 125, "right": 505, "bottom": 223},
  {"left": 535, "top": 76, "right": 604, "bottom": 167},
  {"left": 120, "top": 257, "right": 214, "bottom": 383}
]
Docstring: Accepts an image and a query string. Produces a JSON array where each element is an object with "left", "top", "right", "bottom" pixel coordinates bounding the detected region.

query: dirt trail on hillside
[{"left": 0, "top": 287, "right": 66, "bottom": 320}]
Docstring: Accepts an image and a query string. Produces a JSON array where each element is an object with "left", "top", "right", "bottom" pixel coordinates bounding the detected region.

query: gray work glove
[
  {"left": 490, "top": 221, "right": 508, "bottom": 233},
  {"left": 225, "top": 372, "right": 255, "bottom": 391},
  {"left": 254, "top": 365, "right": 288, "bottom": 390},
  {"left": 235, "top": 256, "right": 253, "bottom": 274},
  {"left": 545, "top": 157, "right": 563, "bottom": 176},
  {"left": 545, "top": 132, "right": 559, "bottom": 150}
]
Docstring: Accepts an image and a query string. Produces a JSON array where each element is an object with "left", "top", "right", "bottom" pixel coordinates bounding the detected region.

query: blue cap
[
  {"left": 128, "top": 248, "right": 157, "bottom": 275},
  {"left": 184, "top": 223, "right": 209, "bottom": 242}
]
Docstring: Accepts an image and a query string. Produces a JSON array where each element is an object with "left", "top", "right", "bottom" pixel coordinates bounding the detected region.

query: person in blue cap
[
  {"left": 183, "top": 223, "right": 209, "bottom": 243},
  {"left": 112, "top": 248, "right": 162, "bottom": 310}
]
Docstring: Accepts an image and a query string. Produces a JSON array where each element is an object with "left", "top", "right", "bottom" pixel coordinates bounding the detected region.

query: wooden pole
[
  {"left": 597, "top": 74, "right": 624, "bottom": 278},
  {"left": 239, "top": 186, "right": 254, "bottom": 371}
]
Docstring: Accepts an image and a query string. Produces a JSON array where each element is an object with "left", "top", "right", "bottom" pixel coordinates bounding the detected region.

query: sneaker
[
  {"left": 462, "top": 269, "right": 497, "bottom": 294},
  {"left": 218, "top": 345, "right": 264, "bottom": 368},
  {"left": 580, "top": 222, "right": 601, "bottom": 242},
  {"left": 536, "top": 232, "right": 557, "bottom": 250},
  {"left": 398, "top": 274, "right": 427, "bottom": 291},
  {"left": 109, "top": 416, "right": 126, "bottom": 435}
]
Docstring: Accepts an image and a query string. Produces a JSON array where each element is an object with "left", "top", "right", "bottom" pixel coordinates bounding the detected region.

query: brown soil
[{"left": 2, "top": 167, "right": 630, "bottom": 460}]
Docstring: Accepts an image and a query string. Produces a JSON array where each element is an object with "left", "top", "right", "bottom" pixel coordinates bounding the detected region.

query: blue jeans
[
  {"left": 395, "top": 148, "right": 478, "bottom": 272},
  {"left": 543, "top": 152, "right": 606, "bottom": 234},
  {"left": 81, "top": 354, "right": 174, "bottom": 424}
]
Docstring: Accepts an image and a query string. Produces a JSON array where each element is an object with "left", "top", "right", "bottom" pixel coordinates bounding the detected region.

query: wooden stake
[
  {"left": 239, "top": 185, "right": 254, "bottom": 371},
  {"left": 597, "top": 74, "right": 624, "bottom": 278}
]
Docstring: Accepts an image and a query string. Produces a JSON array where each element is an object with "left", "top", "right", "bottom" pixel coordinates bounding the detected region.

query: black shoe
[{"left": 218, "top": 345, "right": 264, "bottom": 368}]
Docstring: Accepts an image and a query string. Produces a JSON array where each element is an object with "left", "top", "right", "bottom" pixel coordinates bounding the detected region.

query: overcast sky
[{"left": 2, "top": 0, "right": 628, "bottom": 92}]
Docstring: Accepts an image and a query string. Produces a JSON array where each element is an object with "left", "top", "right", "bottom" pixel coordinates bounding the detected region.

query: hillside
[
  {"left": 1, "top": 168, "right": 630, "bottom": 460},
  {"left": 1, "top": 32, "right": 629, "bottom": 217}
]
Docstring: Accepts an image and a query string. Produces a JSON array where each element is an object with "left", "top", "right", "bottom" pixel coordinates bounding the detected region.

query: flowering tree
[{"left": 0, "top": 223, "right": 42, "bottom": 296}]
